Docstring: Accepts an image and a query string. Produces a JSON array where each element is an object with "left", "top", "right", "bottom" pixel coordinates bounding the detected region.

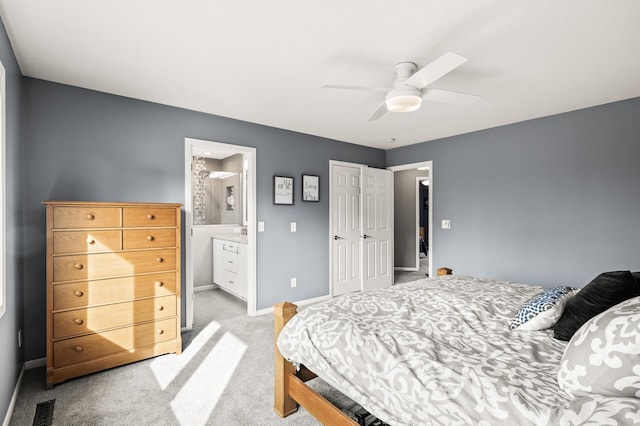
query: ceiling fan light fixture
[{"left": 385, "top": 91, "right": 422, "bottom": 112}]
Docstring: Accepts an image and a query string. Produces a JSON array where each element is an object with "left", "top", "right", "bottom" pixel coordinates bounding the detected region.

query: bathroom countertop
[{"left": 213, "top": 235, "right": 248, "bottom": 244}]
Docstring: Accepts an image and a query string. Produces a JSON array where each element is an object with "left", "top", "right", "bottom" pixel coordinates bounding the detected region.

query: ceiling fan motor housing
[{"left": 386, "top": 63, "right": 422, "bottom": 112}]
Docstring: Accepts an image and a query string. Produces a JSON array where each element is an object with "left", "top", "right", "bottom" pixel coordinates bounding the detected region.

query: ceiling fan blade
[
  {"left": 423, "top": 88, "right": 480, "bottom": 105},
  {"left": 367, "top": 103, "right": 388, "bottom": 121},
  {"left": 404, "top": 51, "right": 468, "bottom": 89},
  {"left": 321, "top": 84, "right": 389, "bottom": 92}
]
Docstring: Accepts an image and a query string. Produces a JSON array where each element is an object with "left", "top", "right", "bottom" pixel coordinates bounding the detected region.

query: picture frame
[
  {"left": 273, "top": 175, "right": 294, "bottom": 205},
  {"left": 302, "top": 174, "right": 320, "bottom": 202}
]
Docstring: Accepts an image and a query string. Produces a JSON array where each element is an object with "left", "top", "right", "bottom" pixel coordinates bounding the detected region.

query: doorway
[
  {"left": 184, "top": 138, "right": 257, "bottom": 330},
  {"left": 388, "top": 161, "right": 433, "bottom": 280}
]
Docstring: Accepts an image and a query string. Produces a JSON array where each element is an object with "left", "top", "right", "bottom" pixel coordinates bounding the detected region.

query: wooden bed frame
[{"left": 273, "top": 302, "right": 358, "bottom": 425}]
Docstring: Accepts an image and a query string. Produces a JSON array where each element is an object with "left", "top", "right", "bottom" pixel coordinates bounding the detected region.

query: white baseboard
[
  {"left": 2, "top": 364, "right": 25, "bottom": 426},
  {"left": 394, "top": 267, "right": 418, "bottom": 272},
  {"left": 255, "top": 294, "right": 332, "bottom": 316},
  {"left": 25, "top": 357, "right": 46, "bottom": 369},
  {"left": 194, "top": 284, "right": 218, "bottom": 292}
]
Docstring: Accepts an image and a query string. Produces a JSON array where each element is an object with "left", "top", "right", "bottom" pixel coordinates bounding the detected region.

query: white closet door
[
  {"left": 331, "top": 163, "right": 393, "bottom": 296},
  {"left": 361, "top": 167, "right": 393, "bottom": 292},
  {"left": 331, "top": 165, "right": 362, "bottom": 296}
]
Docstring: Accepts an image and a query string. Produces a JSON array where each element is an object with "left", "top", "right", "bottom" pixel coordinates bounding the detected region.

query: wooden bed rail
[{"left": 273, "top": 302, "right": 358, "bottom": 425}]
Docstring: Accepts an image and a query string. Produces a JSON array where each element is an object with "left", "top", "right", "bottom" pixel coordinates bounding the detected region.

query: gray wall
[
  {"left": 387, "top": 98, "right": 640, "bottom": 287},
  {"left": 394, "top": 169, "right": 428, "bottom": 268},
  {"left": 22, "top": 78, "right": 385, "bottom": 360},
  {"left": 0, "top": 17, "right": 24, "bottom": 422}
]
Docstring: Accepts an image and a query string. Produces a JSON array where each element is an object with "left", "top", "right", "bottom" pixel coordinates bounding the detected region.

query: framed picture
[
  {"left": 273, "top": 176, "right": 294, "bottom": 205},
  {"left": 302, "top": 174, "right": 320, "bottom": 202}
]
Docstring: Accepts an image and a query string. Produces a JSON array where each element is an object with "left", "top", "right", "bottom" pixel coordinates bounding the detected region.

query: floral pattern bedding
[{"left": 277, "top": 276, "right": 640, "bottom": 425}]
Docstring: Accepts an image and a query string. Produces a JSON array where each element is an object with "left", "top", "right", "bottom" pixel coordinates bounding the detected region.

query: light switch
[
  {"left": 258, "top": 221, "right": 265, "bottom": 232},
  {"left": 442, "top": 220, "right": 451, "bottom": 229},
  {"left": 291, "top": 222, "right": 297, "bottom": 232}
]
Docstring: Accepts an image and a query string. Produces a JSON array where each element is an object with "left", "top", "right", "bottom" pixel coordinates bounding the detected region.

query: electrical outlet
[
  {"left": 290, "top": 222, "right": 296, "bottom": 232},
  {"left": 291, "top": 277, "right": 297, "bottom": 288},
  {"left": 441, "top": 219, "right": 451, "bottom": 229},
  {"left": 18, "top": 329, "right": 22, "bottom": 348}
]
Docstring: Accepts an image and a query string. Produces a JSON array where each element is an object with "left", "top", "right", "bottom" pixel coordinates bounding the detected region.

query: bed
[{"left": 274, "top": 275, "right": 640, "bottom": 425}]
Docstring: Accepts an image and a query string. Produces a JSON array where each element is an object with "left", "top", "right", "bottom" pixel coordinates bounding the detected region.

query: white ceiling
[{"left": 1, "top": 1, "right": 639, "bottom": 149}]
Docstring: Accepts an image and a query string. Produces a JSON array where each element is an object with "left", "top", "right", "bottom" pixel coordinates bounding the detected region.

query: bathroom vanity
[{"left": 213, "top": 236, "right": 247, "bottom": 300}]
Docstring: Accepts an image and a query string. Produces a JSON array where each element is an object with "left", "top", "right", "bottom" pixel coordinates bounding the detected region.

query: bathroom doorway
[{"left": 184, "top": 138, "right": 257, "bottom": 329}]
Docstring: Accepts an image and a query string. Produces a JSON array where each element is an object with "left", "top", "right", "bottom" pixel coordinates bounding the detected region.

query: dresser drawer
[
  {"left": 123, "top": 207, "right": 176, "bottom": 228},
  {"left": 53, "top": 249, "right": 177, "bottom": 282},
  {"left": 53, "top": 207, "right": 121, "bottom": 229},
  {"left": 221, "top": 240, "right": 240, "bottom": 253},
  {"left": 53, "top": 230, "right": 122, "bottom": 254},
  {"left": 53, "top": 295, "right": 177, "bottom": 339},
  {"left": 53, "top": 318, "right": 177, "bottom": 368},
  {"left": 123, "top": 229, "right": 176, "bottom": 250},
  {"left": 222, "top": 250, "right": 239, "bottom": 273},
  {"left": 53, "top": 272, "right": 177, "bottom": 310},
  {"left": 225, "top": 270, "right": 240, "bottom": 293}
]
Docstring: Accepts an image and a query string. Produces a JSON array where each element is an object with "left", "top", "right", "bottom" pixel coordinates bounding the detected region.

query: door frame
[
  {"left": 387, "top": 161, "right": 433, "bottom": 279},
  {"left": 184, "top": 137, "right": 257, "bottom": 329}
]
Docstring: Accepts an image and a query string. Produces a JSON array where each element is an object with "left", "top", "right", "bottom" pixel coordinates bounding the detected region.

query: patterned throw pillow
[
  {"left": 510, "top": 286, "right": 579, "bottom": 331},
  {"left": 558, "top": 296, "right": 640, "bottom": 397}
]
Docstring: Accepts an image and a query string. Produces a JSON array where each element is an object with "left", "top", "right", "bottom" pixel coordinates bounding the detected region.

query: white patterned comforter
[{"left": 277, "top": 276, "right": 640, "bottom": 425}]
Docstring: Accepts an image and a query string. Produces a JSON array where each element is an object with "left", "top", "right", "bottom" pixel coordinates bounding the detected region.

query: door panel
[
  {"left": 362, "top": 167, "right": 393, "bottom": 292},
  {"left": 331, "top": 165, "right": 362, "bottom": 296}
]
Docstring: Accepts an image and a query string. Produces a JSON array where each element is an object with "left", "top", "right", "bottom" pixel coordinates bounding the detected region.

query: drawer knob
[
  {"left": 157, "top": 329, "right": 164, "bottom": 335},
  {"left": 156, "top": 257, "right": 164, "bottom": 263},
  {"left": 74, "top": 318, "right": 84, "bottom": 325},
  {"left": 74, "top": 346, "right": 83, "bottom": 352},
  {"left": 86, "top": 214, "right": 95, "bottom": 220},
  {"left": 147, "top": 235, "right": 154, "bottom": 241},
  {"left": 228, "top": 260, "right": 233, "bottom": 264},
  {"left": 228, "top": 280, "right": 234, "bottom": 284},
  {"left": 74, "top": 290, "right": 84, "bottom": 297},
  {"left": 155, "top": 281, "right": 164, "bottom": 287},
  {"left": 158, "top": 305, "right": 164, "bottom": 311},
  {"left": 86, "top": 238, "right": 95, "bottom": 244},
  {"left": 74, "top": 263, "right": 84, "bottom": 270},
  {"left": 147, "top": 214, "right": 155, "bottom": 220}
]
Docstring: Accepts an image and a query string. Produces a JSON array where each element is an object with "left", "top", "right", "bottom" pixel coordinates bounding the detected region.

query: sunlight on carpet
[
  {"left": 170, "top": 331, "right": 247, "bottom": 425},
  {"left": 150, "top": 320, "right": 222, "bottom": 390}
]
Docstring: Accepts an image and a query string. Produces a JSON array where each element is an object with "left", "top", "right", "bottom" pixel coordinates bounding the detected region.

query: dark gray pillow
[{"left": 553, "top": 271, "right": 640, "bottom": 341}]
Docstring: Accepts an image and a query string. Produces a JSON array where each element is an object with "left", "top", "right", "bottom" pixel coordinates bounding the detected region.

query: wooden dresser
[{"left": 43, "top": 201, "right": 182, "bottom": 387}]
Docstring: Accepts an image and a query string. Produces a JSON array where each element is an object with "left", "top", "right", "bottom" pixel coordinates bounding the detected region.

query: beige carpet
[
  {"left": 10, "top": 289, "right": 338, "bottom": 425},
  {"left": 394, "top": 254, "right": 429, "bottom": 284}
]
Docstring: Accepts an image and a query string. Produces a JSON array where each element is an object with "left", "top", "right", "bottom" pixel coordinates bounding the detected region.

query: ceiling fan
[{"left": 322, "top": 51, "right": 480, "bottom": 121}]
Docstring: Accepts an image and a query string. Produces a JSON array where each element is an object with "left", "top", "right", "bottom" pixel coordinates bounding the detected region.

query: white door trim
[
  {"left": 388, "top": 161, "right": 433, "bottom": 279},
  {"left": 184, "top": 138, "right": 257, "bottom": 329}
]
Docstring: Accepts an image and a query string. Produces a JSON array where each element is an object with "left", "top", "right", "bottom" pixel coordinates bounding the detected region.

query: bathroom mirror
[{"left": 192, "top": 153, "right": 244, "bottom": 225}]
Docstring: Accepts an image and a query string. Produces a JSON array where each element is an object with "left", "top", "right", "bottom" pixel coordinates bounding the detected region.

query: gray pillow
[{"left": 557, "top": 296, "right": 640, "bottom": 397}]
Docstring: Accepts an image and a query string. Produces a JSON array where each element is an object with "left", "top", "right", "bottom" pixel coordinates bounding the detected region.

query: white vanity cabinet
[{"left": 213, "top": 238, "right": 247, "bottom": 300}]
